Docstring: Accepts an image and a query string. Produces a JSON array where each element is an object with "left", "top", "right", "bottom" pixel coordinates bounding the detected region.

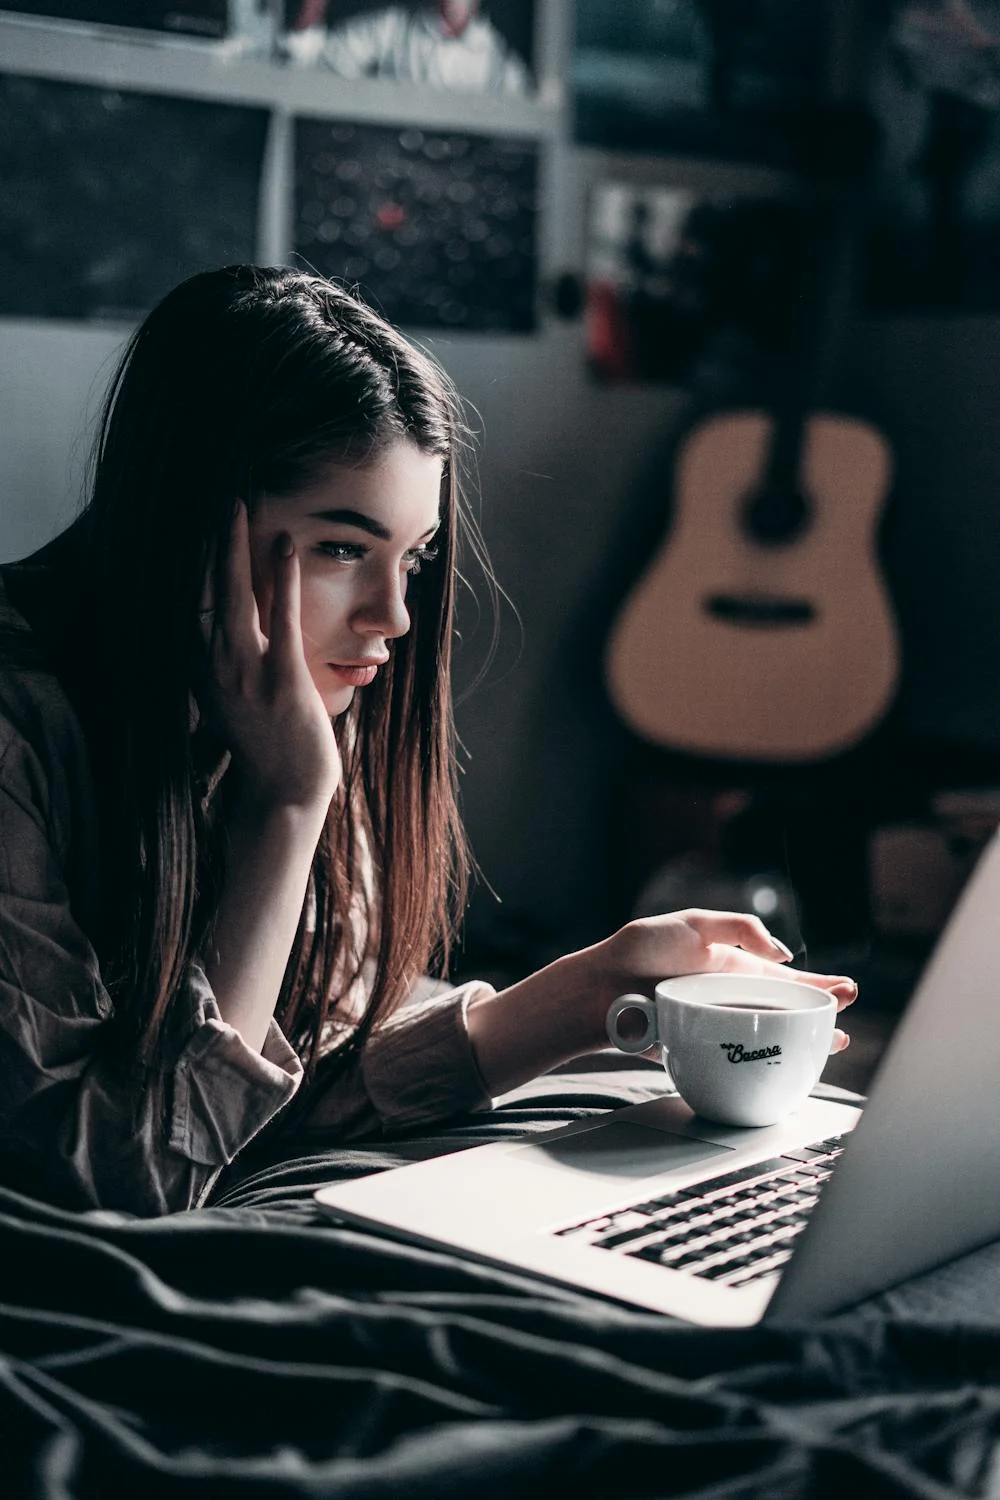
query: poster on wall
[
  {"left": 293, "top": 116, "right": 538, "bottom": 331},
  {"left": 0, "top": 2, "right": 229, "bottom": 38},
  {"left": 572, "top": 0, "right": 830, "bottom": 167},
  {"left": 279, "top": 0, "right": 535, "bottom": 95},
  {"left": 864, "top": 0, "right": 1000, "bottom": 312},
  {"left": 585, "top": 181, "right": 813, "bottom": 384},
  {"left": 0, "top": 73, "right": 268, "bottom": 320}
]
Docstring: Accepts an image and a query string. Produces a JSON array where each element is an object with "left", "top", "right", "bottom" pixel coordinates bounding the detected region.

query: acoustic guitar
[
  {"left": 605, "top": 406, "right": 897, "bottom": 763},
  {"left": 606, "top": 90, "right": 899, "bottom": 764}
]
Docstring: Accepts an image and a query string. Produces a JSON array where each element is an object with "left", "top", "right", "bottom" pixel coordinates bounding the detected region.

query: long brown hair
[{"left": 61, "top": 265, "right": 483, "bottom": 1081}]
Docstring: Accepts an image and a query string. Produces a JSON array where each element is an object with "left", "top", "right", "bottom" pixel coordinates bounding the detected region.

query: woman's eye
[
  {"left": 317, "top": 542, "right": 366, "bottom": 564},
  {"left": 316, "top": 540, "right": 439, "bottom": 572},
  {"left": 404, "top": 544, "right": 440, "bottom": 575}
]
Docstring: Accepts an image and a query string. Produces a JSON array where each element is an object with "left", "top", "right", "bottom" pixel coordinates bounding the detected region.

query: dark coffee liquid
[{"left": 717, "top": 1001, "right": 787, "bottom": 1011}]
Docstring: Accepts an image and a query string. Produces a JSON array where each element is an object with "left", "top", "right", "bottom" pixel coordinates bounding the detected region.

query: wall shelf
[{"left": 0, "top": 13, "right": 563, "bottom": 135}]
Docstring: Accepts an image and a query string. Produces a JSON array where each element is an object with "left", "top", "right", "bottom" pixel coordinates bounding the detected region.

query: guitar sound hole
[
  {"left": 705, "top": 595, "right": 816, "bottom": 628},
  {"left": 741, "top": 485, "right": 811, "bottom": 546}
]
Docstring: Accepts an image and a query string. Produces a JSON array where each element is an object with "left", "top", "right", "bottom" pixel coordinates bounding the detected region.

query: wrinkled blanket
[{"left": 4, "top": 1073, "right": 1000, "bottom": 1498}]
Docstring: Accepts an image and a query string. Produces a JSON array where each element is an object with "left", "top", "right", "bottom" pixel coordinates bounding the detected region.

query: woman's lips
[{"left": 327, "top": 662, "right": 381, "bottom": 686}]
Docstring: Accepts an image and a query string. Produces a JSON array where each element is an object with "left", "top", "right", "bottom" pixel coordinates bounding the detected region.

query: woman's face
[{"left": 248, "top": 439, "right": 445, "bottom": 717}]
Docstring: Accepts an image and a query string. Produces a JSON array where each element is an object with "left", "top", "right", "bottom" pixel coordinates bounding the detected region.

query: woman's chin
[{"left": 318, "top": 682, "right": 356, "bottom": 717}]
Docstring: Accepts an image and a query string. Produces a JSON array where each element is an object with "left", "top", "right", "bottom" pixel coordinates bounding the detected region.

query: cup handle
[{"left": 606, "top": 993, "right": 658, "bottom": 1054}]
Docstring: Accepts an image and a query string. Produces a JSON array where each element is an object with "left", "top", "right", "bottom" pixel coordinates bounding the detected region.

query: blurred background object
[
  {"left": 278, "top": 0, "right": 535, "bottom": 94},
  {"left": 866, "top": 0, "right": 1000, "bottom": 311}
]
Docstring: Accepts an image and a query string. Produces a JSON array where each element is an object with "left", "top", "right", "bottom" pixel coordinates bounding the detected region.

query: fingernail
[
  {"left": 770, "top": 937, "right": 794, "bottom": 960},
  {"left": 276, "top": 532, "right": 293, "bottom": 558}
]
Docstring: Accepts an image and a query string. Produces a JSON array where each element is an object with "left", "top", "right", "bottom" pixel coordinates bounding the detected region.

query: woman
[{"left": 0, "top": 265, "right": 856, "bottom": 1216}]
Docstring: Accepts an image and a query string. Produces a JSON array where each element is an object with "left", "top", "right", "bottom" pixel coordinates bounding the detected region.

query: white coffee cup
[{"left": 606, "top": 973, "right": 837, "bottom": 1128}]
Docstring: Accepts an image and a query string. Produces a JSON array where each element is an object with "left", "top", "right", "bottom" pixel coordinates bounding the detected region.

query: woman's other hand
[
  {"left": 594, "top": 910, "right": 856, "bottom": 1055},
  {"left": 467, "top": 908, "right": 857, "bottom": 1098},
  {"left": 203, "top": 502, "right": 342, "bottom": 815}
]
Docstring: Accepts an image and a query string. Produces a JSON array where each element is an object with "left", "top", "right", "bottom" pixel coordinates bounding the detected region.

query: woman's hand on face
[
  {"left": 202, "top": 502, "right": 342, "bottom": 816},
  {"left": 592, "top": 909, "right": 857, "bottom": 1055}
]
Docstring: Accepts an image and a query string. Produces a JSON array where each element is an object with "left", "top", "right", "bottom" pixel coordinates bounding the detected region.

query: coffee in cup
[{"left": 606, "top": 972, "right": 837, "bottom": 1128}]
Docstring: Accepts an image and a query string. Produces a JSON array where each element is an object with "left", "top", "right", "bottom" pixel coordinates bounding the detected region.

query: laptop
[{"left": 315, "top": 829, "right": 1000, "bottom": 1327}]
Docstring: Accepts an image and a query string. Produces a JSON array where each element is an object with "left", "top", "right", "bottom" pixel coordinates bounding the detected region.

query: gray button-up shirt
[{"left": 0, "top": 569, "right": 492, "bottom": 1216}]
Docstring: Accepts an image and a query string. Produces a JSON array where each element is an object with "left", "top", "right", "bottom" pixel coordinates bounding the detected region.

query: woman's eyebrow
[
  {"left": 310, "top": 507, "right": 391, "bottom": 540},
  {"left": 309, "top": 507, "right": 440, "bottom": 542}
]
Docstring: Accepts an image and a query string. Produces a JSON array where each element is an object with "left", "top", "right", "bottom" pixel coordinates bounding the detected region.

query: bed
[{"left": 5, "top": 1068, "right": 1000, "bottom": 1498}]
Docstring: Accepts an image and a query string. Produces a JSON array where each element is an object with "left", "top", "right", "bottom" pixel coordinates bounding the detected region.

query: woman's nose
[{"left": 354, "top": 569, "right": 411, "bottom": 639}]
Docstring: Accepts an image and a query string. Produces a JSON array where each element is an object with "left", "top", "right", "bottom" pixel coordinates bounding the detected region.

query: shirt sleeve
[
  {"left": 0, "top": 713, "right": 303, "bottom": 1217},
  {"left": 299, "top": 976, "right": 495, "bottom": 1141}
]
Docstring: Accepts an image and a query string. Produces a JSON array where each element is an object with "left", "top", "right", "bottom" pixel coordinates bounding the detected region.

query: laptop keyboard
[{"left": 554, "top": 1135, "right": 847, "bottom": 1289}]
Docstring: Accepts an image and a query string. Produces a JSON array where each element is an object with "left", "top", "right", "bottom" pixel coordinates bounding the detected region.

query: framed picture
[
  {"left": 279, "top": 1, "right": 535, "bottom": 96},
  {"left": 294, "top": 116, "right": 538, "bottom": 331},
  {"left": 864, "top": 0, "right": 1000, "bottom": 312},
  {"left": 585, "top": 181, "right": 812, "bottom": 384},
  {"left": 0, "top": 2, "right": 228, "bottom": 38},
  {"left": 0, "top": 73, "right": 268, "bottom": 319},
  {"left": 572, "top": 0, "right": 831, "bottom": 167}
]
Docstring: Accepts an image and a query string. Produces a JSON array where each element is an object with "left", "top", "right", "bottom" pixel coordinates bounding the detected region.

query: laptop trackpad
[{"left": 512, "top": 1122, "right": 731, "bottom": 1178}]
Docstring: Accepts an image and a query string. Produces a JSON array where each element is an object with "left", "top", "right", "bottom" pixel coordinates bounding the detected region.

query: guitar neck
[{"left": 759, "top": 0, "right": 879, "bottom": 498}]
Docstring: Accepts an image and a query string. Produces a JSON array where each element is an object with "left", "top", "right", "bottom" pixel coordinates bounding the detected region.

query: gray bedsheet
[{"left": 5, "top": 1071, "right": 1000, "bottom": 1498}]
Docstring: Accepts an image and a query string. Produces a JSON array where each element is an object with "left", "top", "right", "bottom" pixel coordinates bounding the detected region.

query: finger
[
  {"left": 266, "top": 533, "right": 308, "bottom": 672},
  {"left": 682, "top": 909, "right": 795, "bottom": 963},
  {"left": 704, "top": 946, "right": 858, "bottom": 1009},
  {"left": 221, "top": 501, "right": 262, "bottom": 651},
  {"left": 829, "top": 1028, "right": 850, "bottom": 1054},
  {"left": 199, "top": 568, "right": 216, "bottom": 646},
  {"left": 708, "top": 946, "right": 791, "bottom": 979},
  {"left": 199, "top": 544, "right": 216, "bottom": 614},
  {"left": 789, "top": 971, "right": 859, "bottom": 1010}
]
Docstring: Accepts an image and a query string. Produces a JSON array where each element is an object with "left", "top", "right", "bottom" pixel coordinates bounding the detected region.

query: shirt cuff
[
  {"left": 360, "top": 981, "right": 494, "bottom": 1132},
  {"left": 169, "top": 967, "right": 304, "bottom": 1167}
]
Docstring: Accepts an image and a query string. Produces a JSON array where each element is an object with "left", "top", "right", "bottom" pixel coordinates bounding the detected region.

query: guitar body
[{"left": 606, "top": 411, "right": 899, "bottom": 763}]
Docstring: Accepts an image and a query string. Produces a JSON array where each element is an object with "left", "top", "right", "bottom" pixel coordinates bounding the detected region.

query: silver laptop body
[{"left": 315, "top": 830, "right": 1000, "bottom": 1327}]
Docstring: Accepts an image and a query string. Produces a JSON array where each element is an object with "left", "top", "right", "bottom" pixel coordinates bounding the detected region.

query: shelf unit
[
  {"left": 0, "top": 10, "right": 564, "bottom": 131},
  {"left": 0, "top": 7, "right": 565, "bottom": 291}
]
